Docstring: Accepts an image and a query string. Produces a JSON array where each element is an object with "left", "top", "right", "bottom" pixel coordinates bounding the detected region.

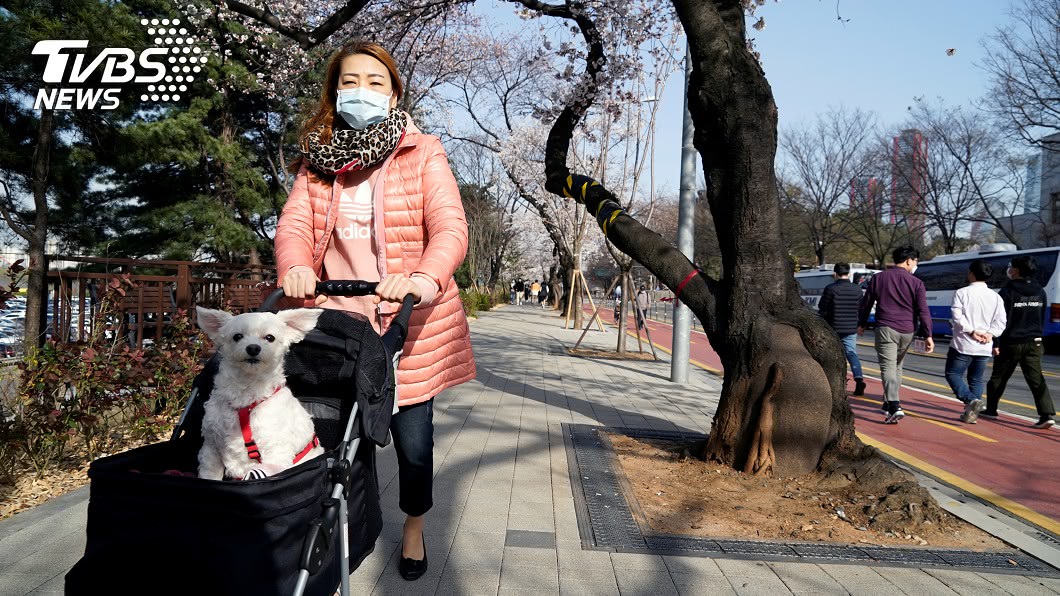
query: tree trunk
[
  {"left": 25, "top": 108, "right": 55, "bottom": 350},
  {"left": 536, "top": 0, "right": 862, "bottom": 476}
]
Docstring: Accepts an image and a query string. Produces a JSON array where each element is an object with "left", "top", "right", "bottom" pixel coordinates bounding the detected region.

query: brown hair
[{"left": 289, "top": 41, "right": 404, "bottom": 175}]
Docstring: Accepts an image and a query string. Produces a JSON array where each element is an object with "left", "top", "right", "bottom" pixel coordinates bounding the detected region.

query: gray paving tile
[
  {"left": 670, "top": 572, "right": 739, "bottom": 596},
  {"left": 769, "top": 562, "right": 846, "bottom": 593},
  {"left": 507, "top": 513, "right": 555, "bottom": 532},
  {"left": 557, "top": 540, "right": 614, "bottom": 571},
  {"left": 1037, "top": 576, "right": 1060, "bottom": 593},
  {"left": 503, "top": 545, "right": 559, "bottom": 568},
  {"left": 609, "top": 551, "right": 671, "bottom": 572},
  {"left": 505, "top": 529, "right": 557, "bottom": 549},
  {"left": 460, "top": 513, "right": 510, "bottom": 535},
  {"left": 510, "top": 500, "right": 556, "bottom": 518},
  {"left": 0, "top": 572, "right": 54, "bottom": 596},
  {"left": 614, "top": 567, "right": 679, "bottom": 595},
  {"left": 558, "top": 567, "right": 619, "bottom": 595},
  {"left": 979, "top": 572, "right": 1060, "bottom": 595},
  {"left": 663, "top": 555, "right": 726, "bottom": 578},
  {"left": 727, "top": 573, "right": 796, "bottom": 596},
  {"left": 817, "top": 564, "right": 898, "bottom": 596},
  {"left": 436, "top": 566, "right": 500, "bottom": 596},
  {"left": 446, "top": 533, "right": 505, "bottom": 571},
  {"left": 499, "top": 563, "right": 560, "bottom": 592},
  {"left": 924, "top": 569, "right": 1021, "bottom": 595},
  {"left": 715, "top": 559, "right": 784, "bottom": 579},
  {"left": 874, "top": 567, "right": 959, "bottom": 595}
]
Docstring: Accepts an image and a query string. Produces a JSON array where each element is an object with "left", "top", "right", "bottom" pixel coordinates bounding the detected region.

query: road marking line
[
  {"left": 850, "top": 397, "right": 997, "bottom": 443},
  {"left": 860, "top": 365, "right": 1037, "bottom": 412},
  {"left": 857, "top": 433, "right": 1060, "bottom": 535}
]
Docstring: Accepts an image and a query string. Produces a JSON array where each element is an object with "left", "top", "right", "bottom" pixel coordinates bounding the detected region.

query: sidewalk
[{"left": 2, "top": 305, "right": 1060, "bottom": 595}]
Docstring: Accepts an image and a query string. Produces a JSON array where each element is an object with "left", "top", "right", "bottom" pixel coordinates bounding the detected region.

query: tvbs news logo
[{"left": 32, "top": 17, "right": 205, "bottom": 110}]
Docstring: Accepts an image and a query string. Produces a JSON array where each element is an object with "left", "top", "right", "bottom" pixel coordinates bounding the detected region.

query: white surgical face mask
[
  {"left": 910, "top": 264, "right": 918, "bottom": 275},
  {"left": 335, "top": 87, "right": 392, "bottom": 129}
]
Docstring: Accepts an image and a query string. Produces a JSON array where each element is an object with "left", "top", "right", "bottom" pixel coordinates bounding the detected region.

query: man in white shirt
[{"left": 945, "top": 259, "right": 1007, "bottom": 424}]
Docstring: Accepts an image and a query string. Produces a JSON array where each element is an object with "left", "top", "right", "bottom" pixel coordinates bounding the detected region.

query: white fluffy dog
[{"left": 195, "top": 307, "right": 324, "bottom": 481}]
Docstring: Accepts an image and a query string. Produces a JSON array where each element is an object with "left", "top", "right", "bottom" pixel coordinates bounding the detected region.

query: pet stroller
[{"left": 65, "top": 281, "right": 415, "bottom": 596}]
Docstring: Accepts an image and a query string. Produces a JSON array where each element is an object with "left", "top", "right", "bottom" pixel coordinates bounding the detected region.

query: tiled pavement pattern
[{"left": 2, "top": 305, "right": 1060, "bottom": 595}]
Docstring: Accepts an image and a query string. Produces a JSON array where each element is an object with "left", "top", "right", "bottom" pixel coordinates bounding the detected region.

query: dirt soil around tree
[{"left": 609, "top": 433, "right": 1008, "bottom": 550}]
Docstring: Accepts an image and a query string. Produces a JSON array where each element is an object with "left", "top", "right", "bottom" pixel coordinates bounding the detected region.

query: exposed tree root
[
  {"left": 816, "top": 443, "right": 948, "bottom": 533},
  {"left": 742, "top": 364, "right": 782, "bottom": 476}
]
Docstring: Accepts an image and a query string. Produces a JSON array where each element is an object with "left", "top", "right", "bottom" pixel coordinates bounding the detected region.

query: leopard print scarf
[{"left": 301, "top": 110, "right": 408, "bottom": 175}]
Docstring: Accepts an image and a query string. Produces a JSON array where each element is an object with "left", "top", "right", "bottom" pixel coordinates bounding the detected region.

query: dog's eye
[
  {"left": 264, "top": 334, "right": 276, "bottom": 343},
  {"left": 233, "top": 333, "right": 244, "bottom": 342}
]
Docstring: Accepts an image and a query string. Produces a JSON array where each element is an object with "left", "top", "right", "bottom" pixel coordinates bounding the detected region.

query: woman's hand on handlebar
[
  {"left": 373, "top": 274, "right": 421, "bottom": 305},
  {"left": 282, "top": 266, "right": 328, "bottom": 306}
]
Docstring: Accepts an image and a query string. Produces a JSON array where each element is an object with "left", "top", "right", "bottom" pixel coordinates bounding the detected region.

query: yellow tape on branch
[{"left": 602, "top": 209, "right": 623, "bottom": 235}]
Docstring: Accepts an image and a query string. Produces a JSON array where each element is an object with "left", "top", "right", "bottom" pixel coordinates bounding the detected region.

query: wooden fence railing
[{"left": 44, "top": 256, "right": 276, "bottom": 348}]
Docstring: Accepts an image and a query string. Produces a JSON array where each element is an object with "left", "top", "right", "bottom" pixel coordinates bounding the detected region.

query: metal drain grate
[{"left": 564, "top": 423, "right": 1059, "bottom": 575}]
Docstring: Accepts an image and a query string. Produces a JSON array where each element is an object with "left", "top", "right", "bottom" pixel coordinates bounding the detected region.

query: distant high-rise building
[
  {"left": 1024, "top": 155, "right": 1042, "bottom": 215},
  {"left": 891, "top": 129, "right": 928, "bottom": 239},
  {"left": 848, "top": 176, "right": 886, "bottom": 221}
]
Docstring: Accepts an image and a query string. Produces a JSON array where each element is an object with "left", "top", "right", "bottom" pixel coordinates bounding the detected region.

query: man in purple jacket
[{"left": 858, "top": 246, "right": 935, "bottom": 424}]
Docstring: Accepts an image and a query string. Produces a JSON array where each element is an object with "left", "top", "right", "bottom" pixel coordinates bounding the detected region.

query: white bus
[
  {"left": 913, "top": 244, "right": 1060, "bottom": 343},
  {"left": 795, "top": 264, "right": 880, "bottom": 310}
]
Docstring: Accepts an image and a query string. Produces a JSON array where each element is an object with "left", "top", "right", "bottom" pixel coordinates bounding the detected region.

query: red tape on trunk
[{"left": 674, "top": 269, "right": 699, "bottom": 301}]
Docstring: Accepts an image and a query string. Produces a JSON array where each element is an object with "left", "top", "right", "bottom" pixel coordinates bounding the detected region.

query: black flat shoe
[{"left": 398, "top": 533, "right": 428, "bottom": 581}]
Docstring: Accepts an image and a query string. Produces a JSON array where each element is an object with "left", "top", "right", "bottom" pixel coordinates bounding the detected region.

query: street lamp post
[{"left": 671, "top": 44, "right": 696, "bottom": 384}]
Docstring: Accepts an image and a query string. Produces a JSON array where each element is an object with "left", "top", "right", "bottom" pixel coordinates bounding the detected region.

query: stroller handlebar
[{"left": 260, "top": 281, "right": 416, "bottom": 351}]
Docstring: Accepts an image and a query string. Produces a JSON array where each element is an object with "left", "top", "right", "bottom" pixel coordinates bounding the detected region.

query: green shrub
[
  {"left": 459, "top": 289, "right": 499, "bottom": 318},
  {"left": 6, "top": 276, "right": 205, "bottom": 477}
]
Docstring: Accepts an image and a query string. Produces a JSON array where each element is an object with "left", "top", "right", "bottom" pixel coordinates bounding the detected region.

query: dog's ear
[
  {"left": 195, "top": 307, "right": 232, "bottom": 341},
  {"left": 275, "top": 308, "right": 323, "bottom": 343}
]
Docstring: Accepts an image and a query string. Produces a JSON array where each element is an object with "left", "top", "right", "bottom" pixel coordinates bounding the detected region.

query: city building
[
  {"left": 1004, "top": 132, "right": 1060, "bottom": 248},
  {"left": 890, "top": 129, "right": 928, "bottom": 240}
]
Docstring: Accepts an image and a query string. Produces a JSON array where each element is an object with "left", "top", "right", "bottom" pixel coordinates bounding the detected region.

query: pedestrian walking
[
  {"left": 539, "top": 281, "right": 549, "bottom": 308},
  {"left": 275, "top": 41, "right": 476, "bottom": 581},
  {"left": 514, "top": 279, "right": 524, "bottom": 305},
  {"left": 944, "top": 259, "right": 1007, "bottom": 424},
  {"left": 530, "top": 280, "right": 541, "bottom": 304},
  {"left": 858, "top": 246, "right": 934, "bottom": 424},
  {"left": 635, "top": 284, "right": 649, "bottom": 330},
  {"left": 523, "top": 281, "right": 532, "bottom": 304},
  {"left": 509, "top": 280, "right": 516, "bottom": 305},
  {"left": 817, "top": 263, "right": 866, "bottom": 396},
  {"left": 983, "top": 255, "right": 1056, "bottom": 429}
]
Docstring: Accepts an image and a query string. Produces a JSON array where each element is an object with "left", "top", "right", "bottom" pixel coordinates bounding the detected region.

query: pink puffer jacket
[{"left": 275, "top": 119, "right": 476, "bottom": 406}]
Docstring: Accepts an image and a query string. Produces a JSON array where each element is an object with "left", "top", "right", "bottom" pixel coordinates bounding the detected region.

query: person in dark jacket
[
  {"left": 818, "top": 263, "right": 866, "bottom": 396},
  {"left": 983, "top": 255, "right": 1055, "bottom": 428},
  {"left": 858, "top": 246, "right": 934, "bottom": 424}
]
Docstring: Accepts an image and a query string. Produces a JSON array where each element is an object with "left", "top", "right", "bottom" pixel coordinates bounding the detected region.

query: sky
[{"left": 628, "top": 0, "right": 1019, "bottom": 193}]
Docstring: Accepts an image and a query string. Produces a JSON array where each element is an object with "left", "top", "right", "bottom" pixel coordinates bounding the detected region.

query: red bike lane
[{"left": 585, "top": 305, "right": 1060, "bottom": 534}]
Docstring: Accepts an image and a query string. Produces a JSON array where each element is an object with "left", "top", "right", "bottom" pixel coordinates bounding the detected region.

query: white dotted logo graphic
[
  {"left": 31, "top": 16, "right": 210, "bottom": 110},
  {"left": 138, "top": 18, "right": 206, "bottom": 103}
]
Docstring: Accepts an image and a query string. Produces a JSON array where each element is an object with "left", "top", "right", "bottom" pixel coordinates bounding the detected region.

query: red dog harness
[{"left": 237, "top": 385, "right": 320, "bottom": 464}]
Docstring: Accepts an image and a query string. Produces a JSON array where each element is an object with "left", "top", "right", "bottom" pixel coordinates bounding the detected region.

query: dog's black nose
[{"left": 245, "top": 344, "right": 261, "bottom": 357}]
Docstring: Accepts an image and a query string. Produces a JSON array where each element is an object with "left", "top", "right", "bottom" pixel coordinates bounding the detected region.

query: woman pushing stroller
[{"left": 275, "top": 41, "right": 476, "bottom": 582}]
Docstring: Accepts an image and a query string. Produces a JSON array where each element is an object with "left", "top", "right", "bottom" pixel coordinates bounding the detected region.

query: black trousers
[
  {"left": 390, "top": 399, "right": 434, "bottom": 517},
  {"left": 985, "top": 340, "right": 1056, "bottom": 417}
]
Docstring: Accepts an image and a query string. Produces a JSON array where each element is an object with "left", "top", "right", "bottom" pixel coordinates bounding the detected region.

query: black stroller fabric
[
  {"left": 284, "top": 309, "right": 394, "bottom": 447},
  {"left": 65, "top": 309, "right": 393, "bottom": 596}
]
